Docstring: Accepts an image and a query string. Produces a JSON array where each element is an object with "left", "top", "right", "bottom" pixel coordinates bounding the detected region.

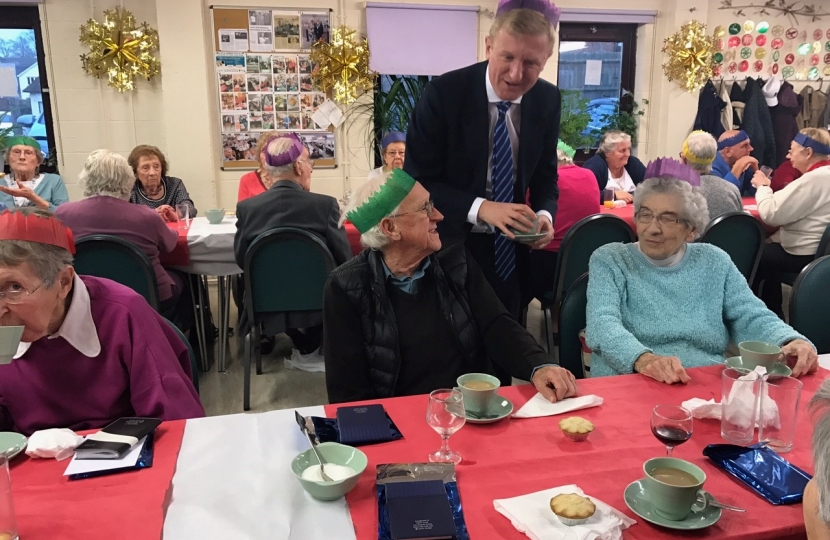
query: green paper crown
[
  {"left": 3, "top": 136, "right": 39, "bottom": 151},
  {"left": 557, "top": 139, "right": 575, "bottom": 159},
  {"left": 347, "top": 168, "right": 416, "bottom": 233}
]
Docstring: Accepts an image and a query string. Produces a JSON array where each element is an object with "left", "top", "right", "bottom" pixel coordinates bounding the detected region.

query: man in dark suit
[
  {"left": 404, "top": 3, "right": 561, "bottom": 324},
  {"left": 234, "top": 133, "right": 351, "bottom": 353}
]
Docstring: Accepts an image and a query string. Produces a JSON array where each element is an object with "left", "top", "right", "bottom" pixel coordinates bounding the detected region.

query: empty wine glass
[
  {"left": 426, "top": 389, "right": 466, "bottom": 464},
  {"left": 651, "top": 404, "right": 693, "bottom": 456}
]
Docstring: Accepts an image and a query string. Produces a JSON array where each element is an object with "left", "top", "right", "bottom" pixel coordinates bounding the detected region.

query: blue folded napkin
[{"left": 310, "top": 404, "right": 403, "bottom": 446}]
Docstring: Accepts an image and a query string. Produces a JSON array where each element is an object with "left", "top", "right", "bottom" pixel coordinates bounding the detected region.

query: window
[
  {"left": 371, "top": 75, "right": 430, "bottom": 167},
  {"left": 557, "top": 23, "right": 638, "bottom": 156},
  {"left": 0, "top": 5, "right": 58, "bottom": 172}
]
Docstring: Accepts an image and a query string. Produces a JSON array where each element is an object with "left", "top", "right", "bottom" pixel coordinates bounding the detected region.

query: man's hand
[
  {"left": 528, "top": 215, "right": 554, "bottom": 249},
  {"left": 156, "top": 205, "right": 178, "bottom": 222},
  {"left": 614, "top": 190, "right": 634, "bottom": 203},
  {"left": 781, "top": 339, "right": 818, "bottom": 377},
  {"left": 531, "top": 365, "right": 578, "bottom": 403},
  {"left": 732, "top": 156, "right": 759, "bottom": 177},
  {"left": 751, "top": 169, "right": 771, "bottom": 188},
  {"left": 634, "top": 352, "right": 691, "bottom": 384},
  {"left": 0, "top": 185, "right": 48, "bottom": 209},
  {"left": 478, "top": 201, "right": 537, "bottom": 238}
]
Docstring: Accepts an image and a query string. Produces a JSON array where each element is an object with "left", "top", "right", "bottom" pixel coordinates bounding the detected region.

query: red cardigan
[{"left": 237, "top": 171, "right": 267, "bottom": 201}]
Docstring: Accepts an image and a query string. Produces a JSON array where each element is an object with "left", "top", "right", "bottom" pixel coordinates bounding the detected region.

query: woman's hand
[
  {"left": 0, "top": 185, "right": 49, "bottom": 209},
  {"left": 156, "top": 205, "right": 178, "bottom": 222},
  {"left": 634, "top": 352, "right": 691, "bottom": 384},
  {"left": 751, "top": 169, "right": 771, "bottom": 188},
  {"left": 614, "top": 190, "right": 634, "bottom": 203},
  {"left": 782, "top": 339, "right": 818, "bottom": 377}
]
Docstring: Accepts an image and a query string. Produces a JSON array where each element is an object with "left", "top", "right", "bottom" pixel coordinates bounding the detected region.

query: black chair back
[
  {"left": 162, "top": 317, "right": 200, "bottom": 395},
  {"left": 698, "top": 212, "right": 765, "bottom": 283},
  {"left": 789, "top": 255, "right": 830, "bottom": 354},
  {"left": 558, "top": 272, "right": 590, "bottom": 379}
]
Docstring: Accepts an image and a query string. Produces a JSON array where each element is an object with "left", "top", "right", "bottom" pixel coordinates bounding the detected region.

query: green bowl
[
  {"left": 725, "top": 356, "right": 792, "bottom": 378},
  {"left": 291, "top": 442, "right": 367, "bottom": 501},
  {"left": 204, "top": 209, "right": 225, "bottom": 224}
]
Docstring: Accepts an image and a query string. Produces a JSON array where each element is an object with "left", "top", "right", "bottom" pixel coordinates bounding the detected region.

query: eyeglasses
[
  {"left": 8, "top": 149, "right": 36, "bottom": 157},
  {"left": 0, "top": 281, "right": 44, "bottom": 305},
  {"left": 385, "top": 150, "right": 405, "bottom": 157},
  {"left": 635, "top": 210, "right": 689, "bottom": 228},
  {"left": 391, "top": 199, "right": 434, "bottom": 218},
  {"left": 299, "top": 158, "right": 315, "bottom": 170}
]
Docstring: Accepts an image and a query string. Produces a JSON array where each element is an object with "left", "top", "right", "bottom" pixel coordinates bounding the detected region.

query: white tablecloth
[
  {"left": 819, "top": 354, "right": 830, "bottom": 371},
  {"left": 179, "top": 217, "right": 242, "bottom": 276},
  {"left": 163, "top": 406, "right": 357, "bottom": 540}
]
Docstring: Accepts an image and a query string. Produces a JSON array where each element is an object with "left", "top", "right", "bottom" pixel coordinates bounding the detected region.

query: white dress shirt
[
  {"left": 606, "top": 168, "right": 636, "bottom": 194},
  {"left": 467, "top": 66, "right": 553, "bottom": 233}
]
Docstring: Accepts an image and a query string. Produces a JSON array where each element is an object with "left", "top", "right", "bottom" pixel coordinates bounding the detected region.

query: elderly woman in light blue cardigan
[
  {"left": 0, "top": 136, "right": 68, "bottom": 210},
  {"left": 586, "top": 175, "right": 817, "bottom": 384}
]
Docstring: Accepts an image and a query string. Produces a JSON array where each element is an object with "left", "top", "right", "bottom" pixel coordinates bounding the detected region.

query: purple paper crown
[
  {"left": 264, "top": 133, "right": 304, "bottom": 167},
  {"left": 644, "top": 157, "right": 701, "bottom": 187},
  {"left": 496, "top": 0, "right": 561, "bottom": 27}
]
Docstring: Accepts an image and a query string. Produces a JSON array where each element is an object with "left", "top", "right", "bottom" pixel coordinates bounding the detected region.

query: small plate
[
  {"left": 465, "top": 396, "right": 513, "bottom": 424},
  {"left": 501, "top": 232, "right": 546, "bottom": 243},
  {"left": 624, "top": 479, "right": 722, "bottom": 530},
  {"left": 0, "top": 432, "right": 27, "bottom": 459},
  {"left": 724, "top": 356, "right": 792, "bottom": 378}
]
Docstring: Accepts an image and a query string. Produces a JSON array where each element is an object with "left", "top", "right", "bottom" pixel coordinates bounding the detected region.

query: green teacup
[
  {"left": 456, "top": 373, "right": 500, "bottom": 416},
  {"left": 643, "top": 457, "right": 709, "bottom": 521},
  {"left": 204, "top": 208, "right": 225, "bottom": 224},
  {"left": 508, "top": 216, "right": 539, "bottom": 235},
  {"left": 738, "top": 341, "right": 781, "bottom": 369},
  {"left": 0, "top": 326, "right": 24, "bottom": 365}
]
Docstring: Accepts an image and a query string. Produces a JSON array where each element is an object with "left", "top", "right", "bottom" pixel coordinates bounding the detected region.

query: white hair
[
  {"left": 810, "top": 380, "right": 830, "bottom": 524},
  {"left": 263, "top": 137, "right": 299, "bottom": 179},
  {"left": 598, "top": 130, "right": 631, "bottom": 155},
  {"left": 340, "top": 172, "right": 403, "bottom": 250},
  {"left": 683, "top": 131, "right": 717, "bottom": 174},
  {"left": 633, "top": 177, "right": 710, "bottom": 236},
  {"left": 556, "top": 148, "right": 574, "bottom": 166},
  {"left": 79, "top": 149, "right": 134, "bottom": 200}
]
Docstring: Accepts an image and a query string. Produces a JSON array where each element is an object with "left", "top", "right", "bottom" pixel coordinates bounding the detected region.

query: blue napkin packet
[
  {"left": 703, "top": 443, "right": 812, "bottom": 504},
  {"left": 310, "top": 404, "right": 403, "bottom": 446},
  {"left": 68, "top": 432, "right": 155, "bottom": 481}
]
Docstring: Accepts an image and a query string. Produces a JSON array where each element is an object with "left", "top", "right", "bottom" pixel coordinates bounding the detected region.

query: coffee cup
[
  {"left": 456, "top": 373, "right": 500, "bottom": 416},
  {"left": 642, "top": 457, "right": 709, "bottom": 520},
  {"left": 204, "top": 208, "right": 225, "bottom": 224},
  {"left": 508, "top": 216, "right": 539, "bottom": 236},
  {"left": 0, "top": 326, "right": 24, "bottom": 365},
  {"left": 738, "top": 341, "right": 782, "bottom": 370}
]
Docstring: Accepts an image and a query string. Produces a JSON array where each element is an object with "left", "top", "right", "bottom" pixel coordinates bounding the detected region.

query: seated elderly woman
[
  {"left": 751, "top": 128, "right": 830, "bottom": 317},
  {"left": 323, "top": 169, "right": 578, "bottom": 403},
  {"left": 583, "top": 130, "right": 646, "bottom": 204},
  {"left": 586, "top": 167, "right": 817, "bottom": 384},
  {"left": 0, "top": 136, "right": 68, "bottom": 210},
  {"left": 128, "top": 144, "right": 197, "bottom": 222},
  {"left": 55, "top": 150, "right": 184, "bottom": 315},
  {"left": 0, "top": 208, "right": 203, "bottom": 435},
  {"left": 805, "top": 380, "right": 830, "bottom": 540},
  {"left": 366, "top": 131, "right": 406, "bottom": 184},
  {"left": 237, "top": 131, "right": 279, "bottom": 201},
  {"left": 679, "top": 130, "right": 742, "bottom": 219}
]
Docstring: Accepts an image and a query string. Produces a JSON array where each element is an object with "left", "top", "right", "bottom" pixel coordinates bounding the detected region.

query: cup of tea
[
  {"left": 0, "top": 326, "right": 24, "bottom": 365},
  {"left": 508, "top": 216, "right": 539, "bottom": 235},
  {"left": 204, "top": 208, "right": 225, "bottom": 224},
  {"left": 642, "top": 457, "right": 709, "bottom": 520},
  {"left": 456, "top": 373, "right": 500, "bottom": 416},
  {"left": 738, "top": 341, "right": 781, "bottom": 370}
]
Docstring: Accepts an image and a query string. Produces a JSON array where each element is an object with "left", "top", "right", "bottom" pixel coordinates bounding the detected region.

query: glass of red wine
[{"left": 651, "top": 404, "right": 693, "bottom": 456}]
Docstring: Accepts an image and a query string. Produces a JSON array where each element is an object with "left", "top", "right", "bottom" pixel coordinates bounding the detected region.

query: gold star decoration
[
  {"left": 661, "top": 20, "right": 715, "bottom": 93},
  {"left": 79, "top": 7, "right": 160, "bottom": 92},
  {"left": 310, "top": 26, "right": 376, "bottom": 105}
]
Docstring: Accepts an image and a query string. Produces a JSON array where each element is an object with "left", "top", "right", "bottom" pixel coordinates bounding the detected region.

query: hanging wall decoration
[
  {"left": 719, "top": 1, "right": 828, "bottom": 24},
  {"left": 79, "top": 7, "right": 160, "bottom": 92},
  {"left": 662, "top": 20, "right": 716, "bottom": 92},
  {"left": 310, "top": 25, "right": 375, "bottom": 104}
]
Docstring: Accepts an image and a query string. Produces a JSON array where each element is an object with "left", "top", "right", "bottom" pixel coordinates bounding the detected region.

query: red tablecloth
[
  {"left": 326, "top": 366, "right": 826, "bottom": 540},
  {"left": 159, "top": 222, "right": 190, "bottom": 267},
  {"left": 345, "top": 222, "right": 362, "bottom": 256},
  {"left": 12, "top": 420, "right": 186, "bottom": 539}
]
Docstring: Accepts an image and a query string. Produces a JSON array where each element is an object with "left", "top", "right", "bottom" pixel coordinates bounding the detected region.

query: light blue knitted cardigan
[{"left": 586, "top": 242, "right": 806, "bottom": 377}]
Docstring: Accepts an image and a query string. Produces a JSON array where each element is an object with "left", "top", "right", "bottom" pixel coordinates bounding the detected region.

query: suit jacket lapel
[{"left": 462, "top": 62, "right": 490, "bottom": 197}]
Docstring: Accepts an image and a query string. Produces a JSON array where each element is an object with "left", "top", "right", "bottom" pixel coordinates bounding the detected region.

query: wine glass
[
  {"left": 651, "top": 404, "right": 693, "bottom": 456},
  {"left": 426, "top": 389, "right": 466, "bottom": 464}
]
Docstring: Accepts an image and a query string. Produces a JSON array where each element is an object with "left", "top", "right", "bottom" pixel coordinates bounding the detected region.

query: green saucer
[
  {"left": 465, "top": 396, "right": 513, "bottom": 424},
  {"left": 501, "top": 232, "right": 546, "bottom": 243},
  {"left": 0, "top": 432, "right": 27, "bottom": 460},
  {"left": 725, "top": 356, "right": 792, "bottom": 378},
  {"left": 624, "top": 479, "right": 722, "bottom": 530}
]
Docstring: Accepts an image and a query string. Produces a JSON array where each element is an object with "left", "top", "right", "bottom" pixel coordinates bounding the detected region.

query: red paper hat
[{"left": 0, "top": 210, "right": 75, "bottom": 254}]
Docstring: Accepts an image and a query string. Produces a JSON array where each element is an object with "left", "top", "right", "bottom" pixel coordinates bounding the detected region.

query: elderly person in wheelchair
[{"left": 323, "top": 169, "right": 578, "bottom": 403}]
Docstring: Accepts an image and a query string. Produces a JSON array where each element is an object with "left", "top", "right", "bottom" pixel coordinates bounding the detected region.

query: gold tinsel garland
[
  {"left": 661, "top": 20, "right": 715, "bottom": 93},
  {"left": 79, "top": 7, "right": 160, "bottom": 92},
  {"left": 310, "top": 26, "right": 376, "bottom": 105}
]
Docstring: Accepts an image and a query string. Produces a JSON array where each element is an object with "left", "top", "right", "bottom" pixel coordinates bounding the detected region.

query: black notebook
[
  {"left": 336, "top": 404, "right": 392, "bottom": 445},
  {"left": 386, "top": 480, "right": 456, "bottom": 540},
  {"left": 74, "top": 417, "right": 162, "bottom": 460}
]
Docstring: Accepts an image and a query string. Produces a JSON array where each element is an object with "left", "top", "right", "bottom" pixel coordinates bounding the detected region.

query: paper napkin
[
  {"left": 494, "top": 484, "right": 635, "bottom": 540},
  {"left": 513, "top": 394, "right": 603, "bottom": 419},
  {"left": 26, "top": 428, "right": 84, "bottom": 461},
  {"left": 681, "top": 398, "right": 721, "bottom": 420}
]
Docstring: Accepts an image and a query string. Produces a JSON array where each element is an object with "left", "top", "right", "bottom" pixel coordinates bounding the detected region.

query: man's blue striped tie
[{"left": 492, "top": 101, "right": 515, "bottom": 281}]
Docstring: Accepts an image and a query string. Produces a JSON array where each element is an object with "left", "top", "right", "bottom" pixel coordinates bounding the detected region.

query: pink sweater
[{"left": 542, "top": 164, "right": 601, "bottom": 252}]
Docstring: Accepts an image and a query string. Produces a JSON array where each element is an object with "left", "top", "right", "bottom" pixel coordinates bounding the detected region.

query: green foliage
[
  {"left": 590, "top": 93, "right": 648, "bottom": 146},
  {"left": 558, "top": 90, "right": 594, "bottom": 150},
  {"left": 0, "top": 126, "right": 11, "bottom": 151}
]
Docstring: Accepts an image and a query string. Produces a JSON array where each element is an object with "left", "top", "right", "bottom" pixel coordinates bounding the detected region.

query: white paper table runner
[{"left": 181, "top": 217, "right": 242, "bottom": 276}]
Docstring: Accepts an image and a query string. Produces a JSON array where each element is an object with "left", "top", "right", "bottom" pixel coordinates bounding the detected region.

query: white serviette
[
  {"left": 514, "top": 394, "right": 603, "bottom": 419},
  {"left": 683, "top": 366, "right": 779, "bottom": 427},
  {"left": 681, "top": 398, "right": 721, "bottom": 420},
  {"left": 494, "top": 484, "right": 636, "bottom": 540},
  {"left": 26, "top": 428, "right": 84, "bottom": 461}
]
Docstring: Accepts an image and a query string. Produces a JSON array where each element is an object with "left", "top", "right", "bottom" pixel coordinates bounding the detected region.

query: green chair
[
  {"left": 162, "top": 317, "right": 200, "bottom": 395},
  {"left": 242, "top": 227, "right": 335, "bottom": 410},
  {"left": 789, "top": 255, "right": 830, "bottom": 354},
  {"left": 540, "top": 214, "right": 635, "bottom": 354},
  {"left": 558, "top": 272, "right": 590, "bottom": 379},
  {"left": 781, "top": 223, "right": 830, "bottom": 286},
  {"left": 697, "top": 212, "right": 765, "bottom": 283},
  {"left": 74, "top": 235, "right": 160, "bottom": 311}
]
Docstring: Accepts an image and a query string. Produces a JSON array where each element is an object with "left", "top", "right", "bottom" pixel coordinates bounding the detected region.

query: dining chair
[
  {"left": 789, "top": 255, "right": 830, "bottom": 354},
  {"left": 73, "top": 235, "right": 160, "bottom": 311},
  {"left": 780, "top": 223, "right": 830, "bottom": 286},
  {"left": 558, "top": 272, "right": 590, "bottom": 379},
  {"left": 539, "top": 214, "right": 635, "bottom": 355},
  {"left": 162, "top": 317, "right": 200, "bottom": 395},
  {"left": 697, "top": 212, "right": 765, "bottom": 283},
  {"left": 242, "top": 227, "right": 335, "bottom": 411}
]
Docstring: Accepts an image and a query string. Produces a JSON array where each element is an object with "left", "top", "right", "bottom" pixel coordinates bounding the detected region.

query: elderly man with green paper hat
[
  {"left": 323, "top": 169, "right": 578, "bottom": 403},
  {"left": 0, "top": 136, "right": 68, "bottom": 211}
]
